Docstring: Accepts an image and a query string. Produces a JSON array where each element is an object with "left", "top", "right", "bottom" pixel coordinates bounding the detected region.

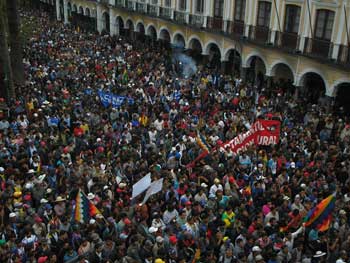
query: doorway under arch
[
  {"left": 334, "top": 82, "right": 350, "bottom": 115},
  {"left": 246, "top": 55, "right": 267, "bottom": 88},
  {"left": 225, "top": 49, "right": 241, "bottom": 76},
  {"left": 206, "top": 42, "right": 221, "bottom": 70},
  {"left": 299, "top": 72, "right": 326, "bottom": 104},
  {"left": 101, "top": 11, "right": 110, "bottom": 34}
]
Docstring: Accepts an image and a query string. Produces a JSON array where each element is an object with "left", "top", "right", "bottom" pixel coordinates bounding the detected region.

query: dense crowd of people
[{"left": 0, "top": 9, "right": 350, "bottom": 263}]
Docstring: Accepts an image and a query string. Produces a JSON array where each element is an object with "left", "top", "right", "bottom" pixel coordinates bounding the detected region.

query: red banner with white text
[{"left": 222, "top": 120, "right": 280, "bottom": 154}]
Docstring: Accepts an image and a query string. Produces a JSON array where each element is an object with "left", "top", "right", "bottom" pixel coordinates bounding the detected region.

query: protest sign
[
  {"left": 142, "top": 178, "right": 164, "bottom": 204},
  {"left": 131, "top": 173, "right": 151, "bottom": 199}
]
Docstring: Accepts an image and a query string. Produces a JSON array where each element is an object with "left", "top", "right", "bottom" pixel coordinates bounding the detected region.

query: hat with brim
[
  {"left": 55, "top": 196, "right": 66, "bottom": 202},
  {"left": 87, "top": 193, "right": 95, "bottom": 200},
  {"left": 313, "top": 251, "right": 326, "bottom": 258},
  {"left": 9, "top": 212, "right": 16, "bottom": 218},
  {"left": 40, "top": 198, "right": 48, "bottom": 204}
]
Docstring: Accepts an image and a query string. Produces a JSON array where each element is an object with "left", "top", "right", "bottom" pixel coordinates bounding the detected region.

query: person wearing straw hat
[{"left": 53, "top": 196, "right": 66, "bottom": 217}]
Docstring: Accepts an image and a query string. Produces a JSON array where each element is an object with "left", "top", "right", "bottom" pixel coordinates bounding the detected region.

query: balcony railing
[
  {"left": 226, "top": 20, "right": 245, "bottom": 38},
  {"left": 99, "top": 0, "right": 110, "bottom": 5},
  {"left": 126, "top": 0, "right": 135, "bottom": 10},
  {"left": 304, "top": 38, "right": 333, "bottom": 59},
  {"left": 136, "top": 2, "right": 146, "bottom": 13},
  {"left": 115, "top": 0, "right": 125, "bottom": 7},
  {"left": 274, "top": 31, "right": 300, "bottom": 51},
  {"left": 147, "top": 4, "right": 158, "bottom": 16},
  {"left": 337, "top": 44, "right": 350, "bottom": 66},
  {"left": 248, "top": 25, "right": 271, "bottom": 45},
  {"left": 207, "top": 17, "right": 223, "bottom": 31},
  {"left": 159, "top": 7, "right": 172, "bottom": 19},
  {"left": 189, "top": 14, "right": 204, "bottom": 28},
  {"left": 174, "top": 10, "right": 188, "bottom": 24}
]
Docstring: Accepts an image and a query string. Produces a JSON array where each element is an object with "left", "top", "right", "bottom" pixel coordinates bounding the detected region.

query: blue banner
[{"left": 98, "top": 90, "right": 134, "bottom": 108}]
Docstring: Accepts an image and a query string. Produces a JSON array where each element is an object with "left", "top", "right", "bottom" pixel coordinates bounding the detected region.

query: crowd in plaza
[{"left": 0, "top": 9, "right": 350, "bottom": 263}]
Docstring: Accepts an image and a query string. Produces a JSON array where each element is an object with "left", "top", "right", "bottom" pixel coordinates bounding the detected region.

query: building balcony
[
  {"left": 174, "top": 10, "right": 188, "bottom": 24},
  {"left": 337, "top": 44, "right": 350, "bottom": 66},
  {"left": 304, "top": 37, "right": 332, "bottom": 60},
  {"left": 147, "top": 4, "right": 158, "bottom": 16},
  {"left": 207, "top": 17, "right": 223, "bottom": 31},
  {"left": 159, "top": 7, "right": 173, "bottom": 20},
  {"left": 99, "top": 0, "right": 110, "bottom": 5},
  {"left": 226, "top": 20, "right": 245, "bottom": 39},
  {"left": 115, "top": 0, "right": 125, "bottom": 8},
  {"left": 248, "top": 25, "right": 271, "bottom": 45},
  {"left": 274, "top": 31, "right": 300, "bottom": 52},
  {"left": 136, "top": 2, "right": 147, "bottom": 13},
  {"left": 189, "top": 14, "right": 204, "bottom": 28}
]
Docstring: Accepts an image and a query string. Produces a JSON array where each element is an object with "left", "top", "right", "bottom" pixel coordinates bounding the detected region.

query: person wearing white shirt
[
  {"left": 209, "top": 178, "right": 223, "bottom": 198},
  {"left": 153, "top": 117, "right": 164, "bottom": 131}
]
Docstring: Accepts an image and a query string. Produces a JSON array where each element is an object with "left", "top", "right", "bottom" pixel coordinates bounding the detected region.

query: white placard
[
  {"left": 142, "top": 178, "right": 164, "bottom": 204},
  {"left": 132, "top": 173, "right": 151, "bottom": 199}
]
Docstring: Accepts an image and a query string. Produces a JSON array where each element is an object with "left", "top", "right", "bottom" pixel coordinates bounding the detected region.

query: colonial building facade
[{"left": 40, "top": 0, "right": 350, "bottom": 103}]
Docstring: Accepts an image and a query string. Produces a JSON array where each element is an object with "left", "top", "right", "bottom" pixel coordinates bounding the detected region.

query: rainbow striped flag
[
  {"left": 303, "top": 193, "right": 336, "bottom": 232},
  {"left": 74, "top": 189, "right": 101, "bottom": 223}
]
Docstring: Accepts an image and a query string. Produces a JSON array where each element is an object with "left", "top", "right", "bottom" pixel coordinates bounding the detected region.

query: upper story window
[
  {"left": 178, "top": 0, "right": 186, "bottom": 10},
  {"left": 195, "top": 0, "right": 204, "bottom": 13},
  {"left": 257, "top": 1, "right": 271, "bottom": 27},
  {"left": 315, "top": 9, "right": 335, "bottom": 40},
  {"left": 284, "top": 5, "right": 301, "bottom": 33},
  {"left": 234, "top": 0, "right": 246, "bottom": 22},
  {"left": 151, "top": 0, "right": 158, "bottom": 4},
  {"left": 214, "top": 0, "right": 224, "bottom": 18},
  {"left": 164, "top": 0, "right": 171, "bottom": 7}
]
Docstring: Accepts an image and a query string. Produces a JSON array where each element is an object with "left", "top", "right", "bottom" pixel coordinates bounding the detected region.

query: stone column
[
  {"left": 240, "top": 67, "right": 247, "bottom": 83},
  {"left": 109, "top": 8, "right": 115, "bottom": 36},
  {"left": 63, "top": 0, "right": 69, "bottom": 24},
  {"left": 221, "top": 60, "right": 228, "bottom": 75},
  {"left": 201, "top": 54, "right": 209, "bottom": 67},
  {"left": 266, "top": 76, "right": 273, "bottom": 90},
  {"left": 96, "top": 4, "right": 103, "bottom": 33},
  {"left": 56, "top": 0, "right": 61, "bottom": 21}
]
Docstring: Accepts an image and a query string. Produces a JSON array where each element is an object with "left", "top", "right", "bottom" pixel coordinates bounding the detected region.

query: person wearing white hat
[
  {"left": 209, "top": 178, "right": 223, "bottom": 197},
  {"left": 153, "top": 236, "right": 165, "bottom": 258},
  {"left": 9, "top": 212, "right": 17, "bottom": 218},
  {"left": 40, "top": 198, "right": 48, "bottom": 204},
  {"left": 247, "top": 246, "right": 262, "bottom": 263},
  {"left": 148, "top": 226, "right": 158, "bottom": 234},
  {"left": 87, "top": 193, "right": 95, "bottom": 200},
  {"left": 54, "top": 196, "right": 66, "bottom": 217},
  {"left": 313, "top": 251, "right": 326, "bottom": 260}
]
